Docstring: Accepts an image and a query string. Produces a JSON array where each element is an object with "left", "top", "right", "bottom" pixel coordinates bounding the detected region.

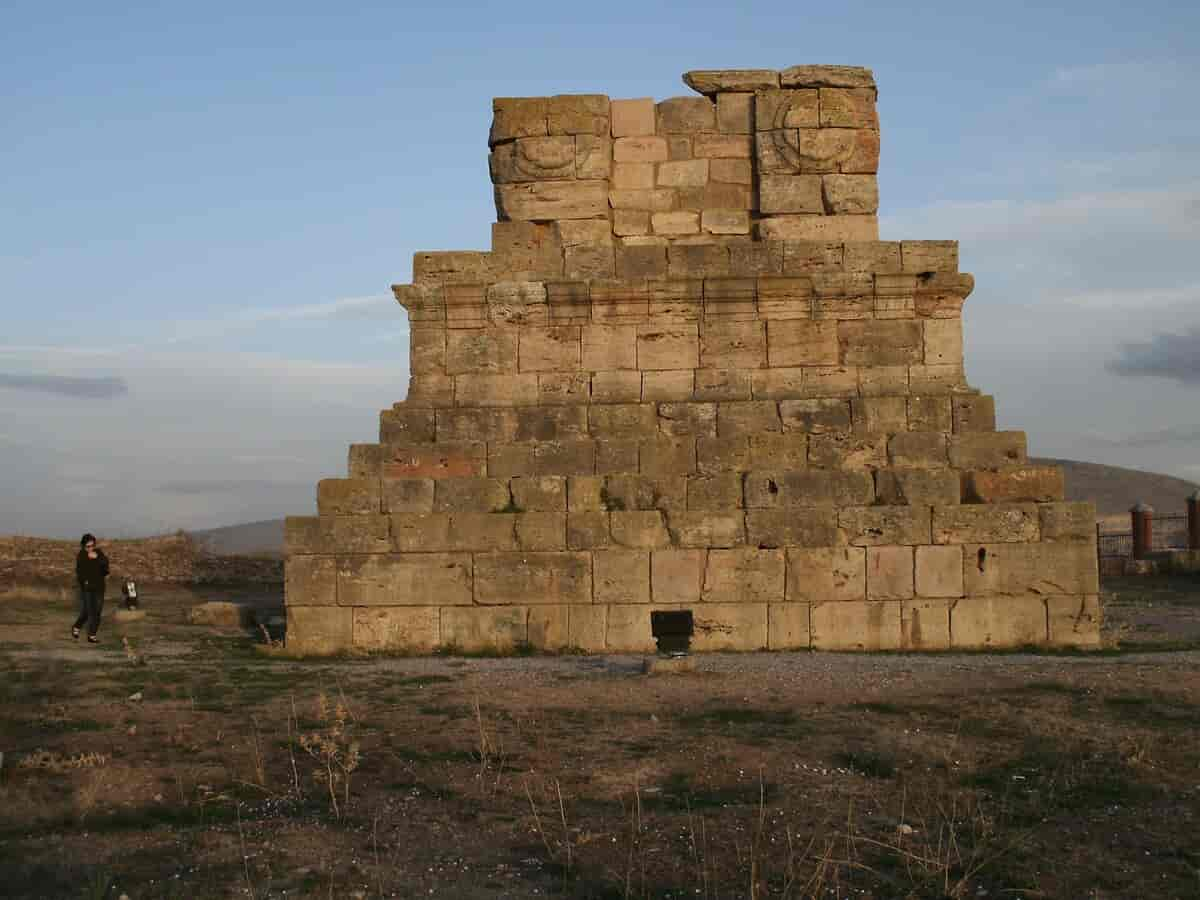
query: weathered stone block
[
  {"left": 952, "top": 394, "right": 995, "bottom": 433},
  {"left": 744, "top": 469, "right": 874, "bottom": 508},
  {"left": 490, "top": 97, "right": 548, "bottom": 144},
  {"left": 933, "top": 504, "right": 1039, "bottom": 544},
  {"left": 684, "top": 69, "right": 779, "bottom": 95},
  {"left": 582, "top": 324, "right": 638, "bottom": 370},
  {"left": 666, "top": 512, "right": 745, "bottom": 548},
  {"left": 613, "top": 209, "right": 650, "bottom": 236},
  {"left": 700, "top": 321, "right": 766, "bottom": 368},
  {"left": 873, "top": 469, "right": 960, "bottom": 506},
  {"left": 718, "top": 400, "right": 781, "bottom": 437},
  {"left": 612, "top": 161, "right": 655, "bottom": 190},
  {"left": 642, "top": 370, "right": 694, "bottom": 402},
  {"left": 490, "top": 136, "right": 577, "bottom": 183},
  {"left": 519, "top": 327, "right": 581, "bottom": 373},
  {"left": 611, "top": 98, "right": 655, "bottom": 137},
  {"left": 901, "top": 241, "right": 958, "bottom": 274},
  {"left": 948, "top": 432, "right": 1028, "bottom": 469},
  {"left": 286, "top": 556, "right": 337, "bottom": 606},
  {"left": 606, "top": 604, "right": 676, "bottom": 652},
  {"left": 687, "top": 473, "right": 744, "bottom": 510},
  {"left": 901, "top": 599, "right": 951, "bottom": 650},
  {"left": 380, "top": 408, "right": 437, "bottom": 444},
  {"left": 693, "top": 134, "right": 752, "bottom": 158},
  {"left": 475, "top": 552, "right": 592, "bottom": 605},
  {"left": 907, "top": 396, "right": 953, "bottom": 432},
  {"left": 843, "top": 241, "right": 901, "bottom": 272},
  {"left": 925, "top": 319, "right": 964, "bottom": 367},
  {"left": 701, "top": 548, "right": 784, "bottom": 603},
  {"left": 691, "top": 604, "right": 769, "bottom": 651},
  {"left": 779, "top": 398, "right": 851, "bottom": 433},
  {"left": 858, "top": 366, "right": 910, "bottom": 396},
  {"left": 759, "top": 174, "right": 823, "bottom": 214},
  {"left": 786, "top": 547, "right": 865, "bottom": 603},
  {"left": 516, "top": 406, "right": 589, "bottom": 442},
  {"left": 758, "top": 215, "right": 878, "bottom": 242},
  {"left": 915, "top": 546, "right": 963, "bottom": 598},
  {"left": 908, "top": 364, "right": 968, "bottom": 394},
  {"left": 767, "top": 320, "right": 838, "bottom": 367},
  {"left": 821, "top": 175, "right": 878, "bottom": 215},
  {"left": 811, "top": 600, "right": 901, "bottom": 650},
  {"left": 547, "top": 94, "right": 609, "bottom": 136},
  {"left": 668, "top": 242, "right": 730, "bottom": 279},
  {"left": 596, "top": 439, "right": 640, "bottom": 474},
  {"left": 701, "top": 209, "right": 751, "bottom": 235},
  {"left": 445, "top": 329, "right": 518, "bottom": 375},
  {"left": 694, "top": 368, "right": 752, "bottom": 402},
  {"left": 567, "top": 512, "right": 609, "bottom": 549},
  {"left": 780, "top": 65, "right": 876, "bottom": 89},
  {"left": 840, "top": 506, "right": 932, "bottom": 546},
  {"left": 717, "top": 92, "right": 754, "bottom": 134},
  {"left": 527, "top": 605, "right": 570, "bottom": 650},
  {"left": 800, "top": 366, "right": 859, "bottom": 397},
  {"left": 1046, "top": 594, "right": 1102, "bottom": 648},
  {"left": 807, "top": 432, "right": 887, "bottom": 469},
  {"left": 640, "top": 437, "right": 697, "bottom": 476},
  {"left": 866, "top": 546, "right": 914, "bottom": 600},
  {"left": 888, "top": 432, "right": 948, "bottom": 468},
  {"left": 768, "top": 603, "right": 811, "bottom": 649},
  {"left": 495, "top": 180, "right": 609, "bottom": 221},
  {"left": 568, "top": 604, "right": 607, "bottom": 651},
  {"left": 657, "top": 96, "right": 716, "bottom": 133},
  {"left": 354, "top": 607, "right": 440, "bottom": 653},
  {"left": 756, "top": 276, "right": 813, "bottom": 320},
  {"left": 511, "top": 475, "right": 567, "bottom": 511},
  {"left": 963, "top": 542, "right": 1099, "bottom": 596},
  {"left": 637, "top": 324, "right": 699, "bottom": 369},
  {"left": 818, "top": 88, "right": 878, "bottom": 128},
  {"left": 590, "top": 403, "right": 658, "bottom": 438},
  {"left": 594, "top": 549, "right": 650, "bottom": 604},
  {"left": 287, "top": 606, "right": 353, "bottom": 655},
  {"left": 614, "top": 136, "right": 669, "bottom": 163},
  {"left": 961, "top": 466, "right": 1064, "bottom": 504},
  {"left": 592, "top": 370, "right": 642, "bottom": 403},
  {"left": 838, "top": 320, "right": 923, "bottom": 366},
  {"left": 610, "top": 510, "right": 672, "bottom": 548},
  {"left": 455, "top": 373, "right": 540, "bottom": 407},
  {"left": 442, "top": 606, "right": 529, "bottom": 652},
  {"left": 851, "top": 397, "right": 907, "bottom": 434},
  {"left": 750, "top": 367, "right": 806, "bottom": 399},
  {"left": 1038, "top": 502, "right": 1096, "bottom": 543},
  {"left": 657, "top": 159, "right": 710, "bottom": 188},
  {"left": 746, "top": 509, "right": 839, "bottom": 548},
  {"left": 318, "top": 478, "right": 381, "bottom": 516},
  {"left": 950, "top": 595, "right": 1046, "bottom": 649},
  {"left": 657, "top": 402, "right": 717, "bottom": 436},
  {"left": 696, "top": 436, "right": 749, "bottom": 473},
  {"left": 434, "top": 478, "right": 510, "bottom": 512},
  {"left": 575, "top": 134, "right": 611, "bottom": 179},
  {"left": 516, "top": 512, "right": 567, "bottom": 550},
  {"left": 748, "top": 433, "right": 810, "bottom": 468},
  {"left": 337, "top": 553, "right": 473, "bottom": 606}
]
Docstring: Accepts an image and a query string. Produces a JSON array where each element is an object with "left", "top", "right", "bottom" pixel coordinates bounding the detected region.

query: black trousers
[{"left": 73, "top": 588, "right": 105, "bottom": 636}]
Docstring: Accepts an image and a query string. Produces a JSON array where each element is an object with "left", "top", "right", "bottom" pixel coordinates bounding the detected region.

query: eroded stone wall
[{"left": 284, "top": 65, "right": 1101, "bottom": 654}]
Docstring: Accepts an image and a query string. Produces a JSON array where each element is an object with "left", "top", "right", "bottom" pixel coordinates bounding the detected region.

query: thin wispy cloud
[
  {"left": 0, "top": 373, "right": 129, "bottom": 399},
  {"left": 1061, "top": 284, "right": 1200, "bottom": 310},
  {"left": 162, "top": 292, "right": 400, "bottom": 345}
]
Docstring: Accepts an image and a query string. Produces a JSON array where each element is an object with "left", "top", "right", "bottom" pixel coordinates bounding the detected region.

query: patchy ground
[{"left": 1, "top": 577, "right": 1199, "bottom": 899}]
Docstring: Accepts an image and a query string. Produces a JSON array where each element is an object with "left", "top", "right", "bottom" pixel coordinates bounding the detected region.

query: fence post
[
  {"left": 1131, "top": 503, "right": 1154, "bottom": 559},
  {"left": 1188, "top": 490, "right": 1199, "bottom": 551},
  {"left": 1095, "top": 522, "right": 1102, "bottom": 568}
]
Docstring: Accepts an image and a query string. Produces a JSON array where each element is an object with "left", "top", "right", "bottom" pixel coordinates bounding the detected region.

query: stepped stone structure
[{"left": 284, "top": 65, "right": 1102, "bottom": 655}]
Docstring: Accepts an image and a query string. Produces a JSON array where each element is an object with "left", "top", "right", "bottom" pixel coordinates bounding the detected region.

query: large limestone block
[
  {"left": 851, "top": 396, "right": 908, "bottom": 434},
  {"left": 779, "top": 398, "right": 851, "bottom": 433},
  {"left": 547, "top": 94, "right": 610, "bottom": 136},
  {"left": 693, "top": 135, "right": 752, "bottom": 158},
  {"left": 746, "top": 509, "right": 839, "bottom": 548},
  {"left": 286, "top": 556, "right": 337, "bottom": 606},
  {"left": 757, "top": 129, "right": 879, "bottom": 175},
  {"left": 914, "top": 272, "right": 974, "bottom": 318},
  {"left": 717, "top": 400, "right": 781, "bottom": 436},
  {"left": 445, "top": 329, "right": 518, "bottom": 375},
  {"left": 410, "top": 327, "right": 447, "bottom": 375},
  {"left": 495, "top": 180, "right": 609, "bottom": 221},
  {"left": 490, "top": 97, "right": 548, "bottom": 145},
  {"left": 407, "top": 375, "right": 455, "bottom": 407},
  {"left": 354, "top": 607, "right": 440, "bottom": 653},
  {"left": 901, "top": 241, "right": 958, "bottom": 274},
  {"left": 287, "top": 606, "right": 353, "bottom": 655},
  {"left": 657, "top": 159, "right": 710, "bottom": 188},
  {"left": 811, "top": 600, "right": 902, "bottom": 650},
  {"left": 656, "top": 96, "right": 716, "bottom": 133},
  {"left": 611, "top": 510, "right": 672, "bottom": 548},
  {"left": 932, "top": 504, "right": 1040, "bottom": 544},
  {"left": 594, "top": 549, "right": 650, "bottom": 603},
  {"left": 818, "top": 88, "right": 878, "bottom": 128},
  {"left": 874, "top": 468, "right": 960, "bottom": 506},
  {"left": 337, "top": 554, "right": 473, "bottom": 606},
  {"left": 489, "top": 136, "right": 577, "bottom": 182},
  {"left": 637, "top": 324, "right": 700, "bottom": 369},
  {"left": 614, "top": 136, "right": 669, "bottom": 163},
  {"left": 576, "top": 134, "right": 612, "bottom": 179},
  {"left": 692, "top": 604, "right": 769, "bottom": 651},
  {"left": 286, "top": 515, "right": 391, "bottom": 555},
  {"left": 669, "top": 243, "right": 732, "bottom": 279},
  {"left": 683, "top": 69, "right": 780, "bottom": 95},
  {"left": 758, "top": 215, "right": 879, "bottom": 242},
  {"left": 657, "top": 401, "right": 717, "bottom": 436},
  {"left": 589, "top": 403, "right": 658, "bottom": 438},
  {"left": 512, "top": 475, "right": 567, "bottom": 511},
  {"left": 442, "top": 606, "right": 529, "bottom": 652},
  {"left": 516, "top": 406, "right": 590, "bottom": 442},
  {"left": 569, "top": 605, "right": 607, "bottom": 651},
  {"left": 475, "top": 552, "right": 593, "bottom": 604},
  {"left": 665, "top": 511, "right": 745, "bottom": 548},
  {"left": 750, "top": 367, "right": 806, "bottom": 400},
  {"left": 951, "top": 395, "right": 996, "bottom": 433},
  {"left": 759, "top": 174, "right": 823, "bottom": 214},
  {"left": 757, "top": 276, "right": 814, "bottom": 320},
  {"left": 639, "top": 436, "right": 697, "bottom": 476},
  {"left": 567, "top": 512, "right": 610, "bottom": 549},
  {"left": 1046, "top": 594, "right": 1102, "bottom": 648},
  {"left": 782, "top": 241, "right": 844, "bottom": 272},
  {"left": 317, "top": 479, "right": 381, "bottom": 516},
  {"left": 389, "top": 513, "right": 452, "bottom": 552},
  {"left": 379, "top": 407, "right": 437, "bottom": 444},
  {"left": 436, "top": 408, "right": 518, "bottom": 444},
  {"left": 821, "top": 175, "right": 878, "bottom": 215},
  {"left": 908, "top": 364, "right": 969, "bottom": 395},
  {"left": 700, "top": 321, "right": 767, "bottom": 369},
  {"left": 859, "top": 366, "right": 909, "bottom": 396},
  {"left": 754, "top": 89, "right": 819, "bottom": 130},
  {"left": 901, "top": 599, "right": 951, "bottom": 650},
  {"left": 489, "top": 439, "right": 597, "bottom": 477},
  {"left": 745, "top": 469, "right": 874, "bottom": 508},
  {"left": 808, "top": 432, "right": 888, "bottom": 469},
  {"left": 908, "top": 396, "right": 953, "bottom": 432},
  {"left": 528, "top": 605, "right": 570, "bottom": 650},
  {"left": 433, "top": 477, "right": 511, "bottom": 512},
  {"left": 695, "top": 369, "right": 753, "bottom": 402},
  {"left": 915, "top": 545, "right": 964, "bottom": 598},
  {"left": 701, "top": 549, "right": 785, "bottom": 603},
  {"left": 651, "top": 548, "right": 705, "bottom": 604},
  {"left": 701, "top": 209, "right": 751, "bottom": 235},
  {"left": 686, "top": 472, "right": 743, "bottom": 510},
  {"left": 961, "top": 466, "right": 1065, "bottom": 504},
  {"left": 768, "top": 604, "right": 811, "bottom": 649},
  {"left": 582, "top": 324, "right": 638, "bottom": 370},
  {"left": 840, "top": 506, "right": 932, "bottom": 546},
  {"left": 612, "top": 161, "right": 655, "bottom": 190},
  {"left": 786, "top": 547, "right": 866, "bottom": 603},
  {"left": 455, "top": 374, "right": 540, "bottom": 407},
  {"left": 767, "top": 320, "right": 839, "bottom": 366},
  {"left": 779, "top": 65, "right": 876, "bottom": 89},
  {"left": 607, "top": 604, "right": 684, "bottom": 652},
  {"left": 866, "top": 546, "right": 914, "bottom": 600},
  {"left": 963, "top": 542, "right": 1099, "bottom": 596},
  {"left": 843, "top": 241, "right": 901, "bottom": 273},
  {"left": 487, "top": 281, "right": 550, "bottom": 327},
  {"left": 925, "top": 320, "right": 965, "bottom": 368},
  {"left": 717, "top": 92, "right": 754, "bottom": 134},
  {"left": 950, "top": 595, "right": 1047, "bottom": 649},
  {"left": 592, "top": 371, "right": 641, "bottom": 403},
  {"left": 1038, "top": 502, "right": 1097, "bottom": 543},
  {"left": 838, "top": 320, "right": 923, "bottom": 366},
  {"left": 948, "top": 432, "right": 1028, "bottom": 469},
  {"left": 611, "top": 98, "right": 656, "bottom": 137},
  {"left": 519, "top": 326, "right": 582, "bottom": 373}
]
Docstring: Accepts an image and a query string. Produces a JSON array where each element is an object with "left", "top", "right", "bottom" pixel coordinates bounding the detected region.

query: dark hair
[{"left": 80, "top": 533, "right": 97, "bottom": 548}]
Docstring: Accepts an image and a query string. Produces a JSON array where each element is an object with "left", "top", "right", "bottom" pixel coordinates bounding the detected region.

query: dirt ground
[{"left": 2, "top": 577, "right": 1199, "bottom": 899}]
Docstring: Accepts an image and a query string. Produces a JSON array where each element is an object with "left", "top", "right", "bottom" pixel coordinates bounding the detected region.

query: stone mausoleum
[{"left": 283, "top": 65, "right": 1102, "bottom": 654}]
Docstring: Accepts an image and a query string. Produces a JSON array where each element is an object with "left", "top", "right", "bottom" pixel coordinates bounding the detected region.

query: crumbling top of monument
[{"left": 682, "top": 65, "right": 876, "bottom": 95}]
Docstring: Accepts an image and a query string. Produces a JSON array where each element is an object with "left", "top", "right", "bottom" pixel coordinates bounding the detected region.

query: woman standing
[{"left": 73, "top": 533, "right": 109, "bottom": 643}]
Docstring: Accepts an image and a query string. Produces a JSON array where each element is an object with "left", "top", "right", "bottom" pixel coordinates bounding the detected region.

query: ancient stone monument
[{"left": 284, "top": 65, "right": 1101, "bottom": 654}]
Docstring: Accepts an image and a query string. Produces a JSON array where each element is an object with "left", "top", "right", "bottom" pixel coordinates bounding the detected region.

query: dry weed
[{"left": 298, "top": 691, "right": 360, "bottom": 820}]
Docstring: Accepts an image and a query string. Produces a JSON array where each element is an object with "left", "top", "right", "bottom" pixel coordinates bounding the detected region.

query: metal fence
[
  {"left": 1098, "top": 531, "right": 1132, "bottom": 559},
  {"left": 1098, "top": 513, "right": 1193, "bottom": 559}
]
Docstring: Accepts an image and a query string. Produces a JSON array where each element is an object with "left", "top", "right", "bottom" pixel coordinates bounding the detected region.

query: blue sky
[{"left": 2, "top": 1, "right": 1198, "bottom": 536}]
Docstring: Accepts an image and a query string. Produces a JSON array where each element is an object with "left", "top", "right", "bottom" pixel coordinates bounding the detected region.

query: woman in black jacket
[{"left": 73, "top": 533, "right": 109, "bottom": 643}]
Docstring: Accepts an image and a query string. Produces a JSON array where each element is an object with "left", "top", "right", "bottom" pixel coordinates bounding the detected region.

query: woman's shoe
[
  {"left": 71, "top": 627, "right": 80, "bottom": 640},
  {"left": 87, "top": 635, "right": 99, "bottom": 644}
]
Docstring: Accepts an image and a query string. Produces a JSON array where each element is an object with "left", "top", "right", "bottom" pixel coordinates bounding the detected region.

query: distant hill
[
  {"left": 184, "top": 460, "right": 1199, "bottom": 557},
  {"left": 1034, "top": 458, "right": 1198, "bottom": 520}
]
